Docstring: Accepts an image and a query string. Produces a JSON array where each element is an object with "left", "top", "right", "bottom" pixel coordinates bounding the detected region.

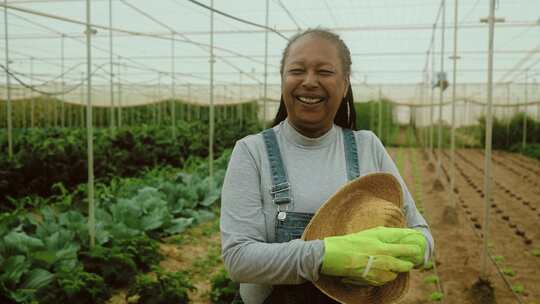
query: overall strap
[
  {"left": 342, "top": 128, "right": 360, "bottom": 180},
  {"left": 262, "top": 129, "right": 292, "bottom": 213}
]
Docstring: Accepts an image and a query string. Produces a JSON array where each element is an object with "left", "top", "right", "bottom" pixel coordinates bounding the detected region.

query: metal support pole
[
  {"left": 378, "top": 87, "right": 382, "bottom": 139},
  {"left": 239, "top": 72, "right": 243, "bottom": 126},
  {"left": 263, "top": 0, "right": 269, "bottom": 127},
  {"left": 480, "top": 0, "right": 496, "bottom": 280},
  {"left": 506, "top": 82, "right": 510, "bottom": 147},
  {"left": 171, "top": 32, "right": 176, "bottom": 136},
  {"left": 80, "top": 73, "right": 84, "bottom": 127},
  {"left": 437, "top": 0, "right": 446, "bottom": 179},
  {"left": 449, "top": 0, "right": 459, "bottom": 209},
  {"left": 522, "top": 70, "right": 528, "bottom": 149},
  {"left": 61, "top": 34, "right": 65, "bottom": 127},
  {"left": 109, "top": 0, "right": 115, "bottom": 130},
  {"left": 117, "top": 59, "right": 122, "bottom": 127},
  {"left": 187, "top": 83, "right": 192, "bottom": 121},
  {"left": 4, "top": 0, "right": 13, "bottom": 158},
  {"left": 209, "top": 0, "right": 215, "bottom": 190},
  {"left": 30, "top": 57, "right": 35, "bottom": 128},
  {"left": 429, "top": 25, "right": 436, "bottom": 158},
  {"left": 85, "top": 0, "right": 96, "bottom": 249},
  {"left": 157, "top": 73, "right": 162, "bottom": 125}
]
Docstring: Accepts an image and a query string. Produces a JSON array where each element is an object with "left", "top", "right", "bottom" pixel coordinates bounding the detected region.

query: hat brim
[{"left": 301, "top": 172, "right": 409, "bottom": 304}]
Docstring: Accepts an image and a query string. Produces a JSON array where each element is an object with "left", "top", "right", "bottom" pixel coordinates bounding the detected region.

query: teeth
[{"left": 297, "top": 96, "right": 323, "bottom": 104}]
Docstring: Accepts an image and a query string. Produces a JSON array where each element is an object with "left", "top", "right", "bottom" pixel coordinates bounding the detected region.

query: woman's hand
[{"left": 321, "top": 226, "right": 425, "bottom": 286}]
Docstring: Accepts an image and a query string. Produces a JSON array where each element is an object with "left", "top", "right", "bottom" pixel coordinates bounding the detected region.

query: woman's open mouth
[{"left": 296, "top": 96, "right": 325, "bottom": 105}]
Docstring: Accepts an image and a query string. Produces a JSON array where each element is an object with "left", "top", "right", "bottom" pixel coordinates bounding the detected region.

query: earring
[{"left": 346, "top": 101, "right": 350, "bottom": 125}]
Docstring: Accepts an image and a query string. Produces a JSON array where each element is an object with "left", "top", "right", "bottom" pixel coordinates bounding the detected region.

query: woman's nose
[{"left": 302, "top": 71, "right": 319, "bottom": 89}]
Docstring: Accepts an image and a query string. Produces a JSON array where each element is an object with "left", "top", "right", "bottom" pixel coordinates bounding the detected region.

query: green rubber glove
[
  {"left": 321, "top": 227, "right": 423, "bottom": 286},
  {"left": 398, "top": 231, "right": 427, "bottom": 267}
]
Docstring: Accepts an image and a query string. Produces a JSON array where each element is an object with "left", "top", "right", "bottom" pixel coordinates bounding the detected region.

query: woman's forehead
[{"left": 284, "top": 35, "right": 341, "bottom": 66}]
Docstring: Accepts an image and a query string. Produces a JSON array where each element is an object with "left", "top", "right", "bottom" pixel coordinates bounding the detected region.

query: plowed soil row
[{"left": 421, "top": 147, "right": 540, "bottom": 303}]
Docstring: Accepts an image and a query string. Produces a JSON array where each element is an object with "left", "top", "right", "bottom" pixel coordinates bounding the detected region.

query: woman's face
[{"left": 281, "top": 34, "right": 349, "bottom": 138}]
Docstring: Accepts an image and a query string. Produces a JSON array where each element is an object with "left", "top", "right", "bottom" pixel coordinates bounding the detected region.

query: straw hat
[{"left": 302, "top": 172, "right": 409, "bottom": 304}]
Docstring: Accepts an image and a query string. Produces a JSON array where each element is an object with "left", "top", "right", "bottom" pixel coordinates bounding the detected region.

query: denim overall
[{"left": 258, "top": 127, "right": 360, "bottom": 304}]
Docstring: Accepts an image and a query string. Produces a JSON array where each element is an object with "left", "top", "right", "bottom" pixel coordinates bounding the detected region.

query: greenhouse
[{"left": 1, "top": 0, "right": 539, "bottom": 303}]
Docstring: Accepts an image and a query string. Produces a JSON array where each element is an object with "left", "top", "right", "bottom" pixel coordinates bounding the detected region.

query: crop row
[
  {"left": 406, "top": 147, "right": 444, "bottom": 302},
  {"left": 0, "top": 118, "right": 259, "bottom": 208},
  {"left": 453, "top": 150, "right": 539, "bottom": 218},
  {"left": 439, "top": 151, "right": 537, "bottom": 247},
  {"left": 435, "top": 151, "right": 536, "bottom": 299},
  {"left": 0, "top": 150, "right": 231, "bottom": 304}
]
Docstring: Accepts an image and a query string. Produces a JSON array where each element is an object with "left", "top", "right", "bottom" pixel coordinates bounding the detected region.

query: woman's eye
[
  {"left": 288, "top": 69, "right": 304, "bottom": 74},
  {"left": 319, "top": 70, "right": 334, "bottom": 75}
]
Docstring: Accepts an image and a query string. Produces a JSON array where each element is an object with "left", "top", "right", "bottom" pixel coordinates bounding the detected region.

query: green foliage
[
  {"left": 210, "top": 267, "right": 239, "bottom": 304},
  {"left": 79, "top": 245, "right": 138, "bottom": 287},
  {"left": 0, "top": 117, "right": 257, "bottom": 209},
  {"left": 478, "top": 112, "right": 540, "bottom": 151},
  {"left": 429, "top": 291, "right": 444, "bottom": 301},
  {"left": 37, "top": 266, "right": 110, "bottom": 304},
  {"left": 115, "top": 235, "right": 163, "bottom": 272},
  {"left": 128, "top": 267, "right": 195, "bottom": 304},
  {"left": 532, "top": 248, "right": 540, "bottom": 257},
  {"left": 190, "top": 245, "right": 222, "bottom": 277},
  {"left": 354, "top": 100, "right": 398, "bottom": 145},
  {"left": 0, "top": 148, "right": 230, "bottom": 303},
  {"left": 511, "top": 143, "right": 540, "bottom": 161},
  {"left": 511, "top": 283, "right": 524, "bottom": 294},
  {"left": 422, "top": 260, "right": 433, "bottom": 270},
  {"left": 493, "top": 255, "right": 505, "bottom": 263},
  {"left": 424, "top": 275, "right": 439, "bottom": 284},
  {"left": 502, "top": 267, "right": 516, "bottom": 277}
]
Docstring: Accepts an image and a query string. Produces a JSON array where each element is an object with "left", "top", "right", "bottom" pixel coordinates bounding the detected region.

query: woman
[{"left": 220, "top": 28, "right": 434, "bottom": 304}]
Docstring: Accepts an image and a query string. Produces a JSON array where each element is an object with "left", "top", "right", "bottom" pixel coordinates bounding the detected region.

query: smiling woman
[
  {"left": 220, "top": 28, "right": 434, "bottom": 304},
  {"left": 273, "top": 29, "right": 355, "bottom": 138},
  {"left": 279, "top": 32, "right": 350, "bottom": 138}
]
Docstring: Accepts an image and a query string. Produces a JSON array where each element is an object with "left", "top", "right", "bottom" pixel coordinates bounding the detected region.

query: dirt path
[
  {"left": 389, "top": 147, "right": 440, "bottom": 303},
  {"left": 107, "top": 218, "right": 222, "bottom": 304}
]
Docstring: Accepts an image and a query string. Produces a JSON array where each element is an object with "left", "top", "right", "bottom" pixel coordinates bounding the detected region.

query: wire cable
[
  {"left": 118, "top": 0, "right": 270, "bottom": 83},
  {"left": 273, "top": 0, "right": 301, "bottom": 30},
  {"left": 186, "top": 0, "right": 288, "bottom": 40}
]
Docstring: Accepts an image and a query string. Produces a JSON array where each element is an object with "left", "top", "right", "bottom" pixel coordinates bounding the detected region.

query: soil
[{"left": 389, "top": 147, "right": 540, "bottom": 304}]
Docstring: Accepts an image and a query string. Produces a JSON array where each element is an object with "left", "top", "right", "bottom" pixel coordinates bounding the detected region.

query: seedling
[
  {"left": 511, "top": 283, "right": 524, "bottom": 294},
  {"left": 429, "top": 291, "right": 443, "bottom": 301},
  {"left": 502, "top": 268, "right": 516, "bottom": 277},
  {"left": 424, "top": 275, "right": 439, "bottom": 284},
  {"left": 493, "top": 255, "right": 504, "bottom": 263},
  {"left": 423, "top": 260, "right": 434, "bottom": 270}
]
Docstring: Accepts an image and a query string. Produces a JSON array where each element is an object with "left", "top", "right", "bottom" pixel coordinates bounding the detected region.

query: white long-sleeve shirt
[{"left": 220, "top": 119, "right": 434, "bottom": 304}]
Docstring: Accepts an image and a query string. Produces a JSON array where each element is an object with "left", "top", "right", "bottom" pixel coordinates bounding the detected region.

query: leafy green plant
[
  {"left": 115, "top": 235, "right": 163, "bottom": 272},
  {"left": 532, "top": 248, "right": 540, "bottom": 257},
  {"left": 79, "top": 245, "right": 138, "bottom": 287},
  {"left": 37, "top": 266, "right": 110, "bottom": 304},
  {"left": 210, "top": 267, "right": 239, "bottom": 304},
  {"left": 1, "top": 117, "right": 257, "bottom": 208},
  {"left": 502, "top": 267, "right": 516, "bottom": 277},
  {"left": 127, "top": 267, "right": 195, "bottom": 304},
  {"left": 493, "top": 255, "right": 504, "bottom": 263},
  {"left": 191, "top": 245, "right": 222, "bottom": 277},
  {"left": 424, "top": 275, "right": 439, "bottom": 284},
  {"left": 429, "top": 291, "right": 443, "bottom": 301},
  {"left": 511, "top": 283, "right": 524, "bottom": 294},
  {"left": 422, "top": 260, "right": 434, "bottom": 270}
]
